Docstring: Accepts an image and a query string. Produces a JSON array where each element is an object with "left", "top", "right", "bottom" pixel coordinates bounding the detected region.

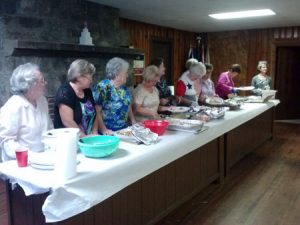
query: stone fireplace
[{"left": 0, "top": 0, "right": 143, "bottom": 106}]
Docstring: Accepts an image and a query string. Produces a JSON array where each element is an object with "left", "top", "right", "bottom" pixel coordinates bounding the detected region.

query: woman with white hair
[
  {"left": 54, "top": 59, "right": 98, "bottom": 137},
  {"left": 251, "top": 61, "right": 272, "bottom": 96},
  {"left": 93, "top": 57, "right": 136, "bottom": 134},
  {"left": 199, "top": 63, "right": 218, "bottom": 102},
  {"left": 175, "top": 62, "right": 206, "bottom": 106},
  {"left": 0, "top": 63, "right": 53, "bottom": 161}
]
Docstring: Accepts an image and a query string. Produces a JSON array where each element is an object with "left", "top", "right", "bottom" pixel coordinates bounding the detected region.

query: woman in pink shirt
[{"left": 216, "top": 64, "right": 241, "bottom": 99}]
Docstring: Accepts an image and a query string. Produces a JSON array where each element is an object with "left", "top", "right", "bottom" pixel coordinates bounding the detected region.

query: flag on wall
[
  {"left": 187, "top": 42, "right": 210, "bottom": 63},
  {"left": 201, "top": 44, "right": 205, "bottom": 63},
  {"left": 205, "top": 45, "right": 210, "bottom": 63},
  {"left": 188, "top": 46, "right": 199, "bottom": 60}
]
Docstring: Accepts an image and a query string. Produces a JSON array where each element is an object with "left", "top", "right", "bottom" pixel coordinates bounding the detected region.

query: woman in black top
[
  {"left": 54, "top": 59, "right": 98, "bottom": 137},
  {"left": 149, "top": 57, "right": 175, "bottom": 106}
]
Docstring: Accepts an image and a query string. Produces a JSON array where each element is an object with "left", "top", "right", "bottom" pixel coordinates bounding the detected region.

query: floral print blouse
[{"left": 93, "top": 79, "right": 131, "bottom": 131}]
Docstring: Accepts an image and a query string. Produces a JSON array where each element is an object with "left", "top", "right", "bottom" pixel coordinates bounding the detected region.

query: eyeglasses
[
  {"left": 36, "top": 77, "right": 46, "bottom": 85},
  {"left": 82, "top": 74, "right": 93, "bottom": 82}
]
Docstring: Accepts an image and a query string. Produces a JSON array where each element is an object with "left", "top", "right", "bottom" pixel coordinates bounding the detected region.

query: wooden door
[
  {"left": 150, "top": 38, "right": 174, "bottom": 85},
  {"left": 275, "top": 47, "right": 300, "bottom": 120}
]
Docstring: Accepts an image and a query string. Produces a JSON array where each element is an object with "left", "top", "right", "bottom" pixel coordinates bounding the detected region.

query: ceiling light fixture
[{"left": 209, "top": 9, "right": 276, "bottom": 20}]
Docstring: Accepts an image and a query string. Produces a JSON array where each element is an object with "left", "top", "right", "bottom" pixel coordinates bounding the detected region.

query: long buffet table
[{"left": 0, "top": 100, "right": 279, "bottom": 225}]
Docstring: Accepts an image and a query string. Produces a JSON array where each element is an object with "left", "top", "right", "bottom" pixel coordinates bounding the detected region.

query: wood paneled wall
[
  {"left": 207, "top": 27, "right": 300, "bottom": 88},
  {"left": 207, "top": 29, "right": 274, "bottom": 87},
  {"left": 120, "top": 19, "right": 198, "bottom": 85},
  {"left": 120, "top": 18, "right": 300, "bottom": 89}
]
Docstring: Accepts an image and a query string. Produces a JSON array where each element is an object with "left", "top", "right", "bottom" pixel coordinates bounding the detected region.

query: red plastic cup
[{"left": 15, "top": 148, "right": 28, "bottom": 167}]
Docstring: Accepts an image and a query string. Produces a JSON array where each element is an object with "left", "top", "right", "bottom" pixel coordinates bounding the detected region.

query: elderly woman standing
[
  {"left": 133, "top": 65, "right": 169, "bottom": 121},
  {"left": 175, "top": 62, "right": 206, "bottom": 106},
  {"left": 251, "top": 61, "right": 272, "bottom": 96},
  {"left": 54, "top": 59, "right": 98, "bottom": 137},
  {"left": 0, "top": 63, "right": 53, "bottom": 161},
  {"left": 93, "top": 57, "right": 136, "bottom": 133},
  {"left": 199, "top": 63, "right": 218, "bottom": 102}
]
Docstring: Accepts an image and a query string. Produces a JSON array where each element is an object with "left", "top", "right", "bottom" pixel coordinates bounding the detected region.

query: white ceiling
[{"left": 88, "top": 0, "right": 300, "bottom": 32}]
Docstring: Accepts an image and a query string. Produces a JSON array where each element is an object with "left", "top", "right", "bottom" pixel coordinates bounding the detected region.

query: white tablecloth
[{"left": 0, "top": 100, "right": 279, "bottom": 222}]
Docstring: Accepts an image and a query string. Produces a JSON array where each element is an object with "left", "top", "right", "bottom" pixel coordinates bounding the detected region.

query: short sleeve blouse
[
  {"left": 54, "top": 82, "right": 96, "bottom": 134},
  {"left": 93, "top": 79, "right": 131, "bottom": 131}
]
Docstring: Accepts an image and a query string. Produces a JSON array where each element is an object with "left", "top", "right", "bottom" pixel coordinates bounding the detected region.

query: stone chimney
[{"left": 0, "top": 0, "right": 143, "bottom": 105}]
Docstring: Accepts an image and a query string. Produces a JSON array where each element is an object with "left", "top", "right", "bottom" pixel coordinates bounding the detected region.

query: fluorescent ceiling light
[{"left": 209, "top": 9, "right": 276, "bottom": 20}]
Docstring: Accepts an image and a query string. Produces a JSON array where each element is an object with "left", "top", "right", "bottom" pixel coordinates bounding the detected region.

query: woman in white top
[
  {"left": 176, "top": 62, "right": 206, "bottom": 106},
  {"left": 199, "top": 63, "right": 218, "bottom": 103},
  {"left": 133, "top": 65, "right": 169, "bottom": 121},
  {"left": 0, "top": 63, "right": 53, "bottom": 161}
]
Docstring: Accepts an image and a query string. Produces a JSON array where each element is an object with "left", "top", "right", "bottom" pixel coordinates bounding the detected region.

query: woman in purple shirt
[{"left": 216, "top": 64, "right": 241, "bottom": 99}]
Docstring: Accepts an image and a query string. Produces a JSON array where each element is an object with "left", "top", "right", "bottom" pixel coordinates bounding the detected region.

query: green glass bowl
[{"left": 78, "top": 135, "right": 119, "bottom": 158}]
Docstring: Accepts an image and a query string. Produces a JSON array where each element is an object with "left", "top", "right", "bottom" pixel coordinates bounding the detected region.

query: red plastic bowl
[{"left": 143, "top": 120, "right": 169, "bottom": 136}]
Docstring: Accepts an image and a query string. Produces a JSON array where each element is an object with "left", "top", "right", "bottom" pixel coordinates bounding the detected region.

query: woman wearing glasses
[
  {"left": 54, "top": 59, "right": 98, "bottom": 137},
  {"left": 0, "top": 63, "right": 53, "bottom": 161},
  {"left": 133, "top": 65, "right": 170, "bottom": 121}
]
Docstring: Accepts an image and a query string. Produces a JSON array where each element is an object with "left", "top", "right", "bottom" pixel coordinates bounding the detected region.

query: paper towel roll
[{"left": 54, "top": 128, "right": 79, "bottom": 184}]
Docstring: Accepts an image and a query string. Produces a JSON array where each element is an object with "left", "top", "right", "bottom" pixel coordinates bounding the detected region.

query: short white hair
[
  {"left": 185, "top": 58, "right": 198, "bottom": 69},
  {"left": 106, "top": 57, "right": 129, "bottom": 80},
  {"left": 10, "top": 63, "right": 40, "bottom": 95},
  {"left": 189, "top": 62, "right": 206, "bottom": 78}
]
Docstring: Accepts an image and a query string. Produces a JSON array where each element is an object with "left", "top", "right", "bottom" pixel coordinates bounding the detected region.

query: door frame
[
  {"left": 150, "top": 37, "right": 174, "bottom": 85},
  {"left": 272, "top": 40, "right": 300, "bottom": 119}
]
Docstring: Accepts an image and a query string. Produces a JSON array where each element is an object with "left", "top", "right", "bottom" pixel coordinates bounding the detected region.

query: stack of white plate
[{"left": 29, "top": 151, "right": 55, "bottom": 170}]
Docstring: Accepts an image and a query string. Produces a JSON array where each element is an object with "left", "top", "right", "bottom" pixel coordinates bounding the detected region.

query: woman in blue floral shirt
[{"left": 93, "top": 57, "right": 136, "bottom": 134}]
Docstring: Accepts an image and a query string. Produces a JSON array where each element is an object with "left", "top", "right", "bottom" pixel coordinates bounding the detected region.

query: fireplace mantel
[{"left": 7, "top": 40, "right": 144, "bottom": 59}]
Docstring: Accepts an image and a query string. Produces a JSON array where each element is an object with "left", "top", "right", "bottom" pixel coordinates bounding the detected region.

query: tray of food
[
  {"left": 166, "top": 118, "right": 204, "bottom": 131},
  {"left": 224, "top": 99, "right": 242, "bottom": 110},
  {"left": 115, "top": 125, "right": 158, "bottom": 145},
  {"left": 131, "top": 124, "right": 158, "bottom": 145},
  {"left": 167, "top": 106, "right": 190, "bottom": 114},
  {"left": 115, "top": 127, "right": 140, "bottom": 144},
  {"left": 205, "top": 97, "right": 224, "bottom": 106}
]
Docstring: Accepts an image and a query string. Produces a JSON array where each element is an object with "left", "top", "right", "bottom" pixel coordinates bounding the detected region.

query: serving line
[{"left": 0, "top": 100, "right": 279, "bottom": 222}]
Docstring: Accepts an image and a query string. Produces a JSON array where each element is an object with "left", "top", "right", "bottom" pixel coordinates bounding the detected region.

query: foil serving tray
[{"left": 166, "top": 118, "right": 204, "bottom": 131}]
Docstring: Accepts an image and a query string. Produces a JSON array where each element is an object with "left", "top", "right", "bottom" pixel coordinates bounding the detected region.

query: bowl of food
[
  {"left": 143, "top": 120, "right": 169, "bottom": 136},
  {"left": 78, "top": 135, "right": 119, "bottom": 158}
]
